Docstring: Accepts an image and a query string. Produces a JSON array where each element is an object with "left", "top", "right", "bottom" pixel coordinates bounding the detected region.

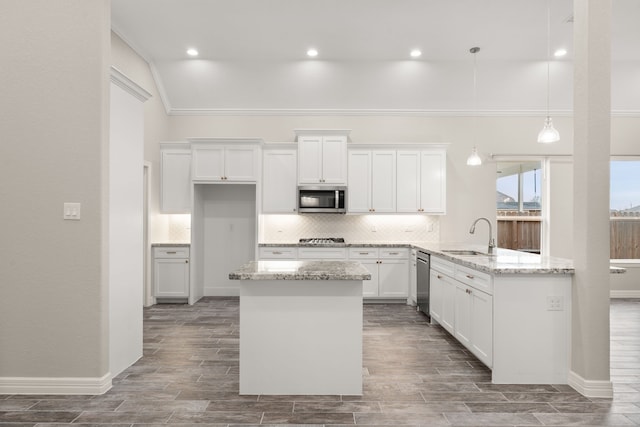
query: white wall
[
  {"left": 0, "top": 0, "right": 110, "bottom": 393},
  {"left": 108, "top": 82, "right": 144, "bottom": 378}
]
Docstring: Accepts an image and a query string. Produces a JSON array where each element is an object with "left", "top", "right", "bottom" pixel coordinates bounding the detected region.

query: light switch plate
[{"left": 63, "top": 202, "right": 81, "bottom": 220}]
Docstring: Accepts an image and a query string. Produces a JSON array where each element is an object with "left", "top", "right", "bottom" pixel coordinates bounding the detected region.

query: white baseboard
[
  {"left": 568, "top": 370, "right": 613, "bottom": 398},
  {"left": 0, "top": 373, "right": 112, "bottom": 395},
  {"left": 610, "top": 290, "right": 640, "bottom": 298},
  {"left": 204, "top": 287, "right": 240, "bottom": 297}
]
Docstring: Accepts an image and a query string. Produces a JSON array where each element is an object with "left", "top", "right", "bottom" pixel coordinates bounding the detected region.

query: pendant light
[
  {"left": 467, "top": 46, "right": 482, "bottom": 166},
  {"left": 537, "top": 0, "right": 560, "bottom": 143}
]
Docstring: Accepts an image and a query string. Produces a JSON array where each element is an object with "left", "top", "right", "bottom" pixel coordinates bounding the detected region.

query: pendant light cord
[{"left": 545, "top": 0, "right": 551, "bottom": 117}]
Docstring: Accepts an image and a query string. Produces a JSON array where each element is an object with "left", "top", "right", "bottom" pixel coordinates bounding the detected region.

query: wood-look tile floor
[{"left": 1, "top": 297, "right": 639, "bottom": 426}]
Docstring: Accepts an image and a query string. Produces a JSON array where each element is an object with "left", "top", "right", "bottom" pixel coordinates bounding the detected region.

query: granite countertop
[
  {"left": 229, "top": 260, "right": 372, "bottom": 281},
  {"left": 259, "top": 241, "right": 626, "bottom": 275},
  {"left": 151, "top": 243, "right": 190, "bottom": 247}
]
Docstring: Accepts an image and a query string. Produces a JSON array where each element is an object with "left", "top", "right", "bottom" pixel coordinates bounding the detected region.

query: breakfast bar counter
[{"left": 229, "top": 260, "right": 370, "bottom": 395}]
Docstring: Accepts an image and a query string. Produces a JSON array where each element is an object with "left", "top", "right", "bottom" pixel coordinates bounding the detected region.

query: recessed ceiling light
[
  {"left": 186, "top": 48, "right": 199, "bottom": 57},
  {"left": 410, "top": 49, "right": 422, "bottom": 58},
  {"left": 307, "top": 48, "right": 318, "bottom": 57},
  {"left": 554, "top": 48, "right": 567, "bottom": 57}
]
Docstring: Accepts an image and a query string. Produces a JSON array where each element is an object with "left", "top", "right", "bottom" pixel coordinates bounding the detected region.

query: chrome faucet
[{"left": 469, "top": 217, "right": 496, "bottom": 255}]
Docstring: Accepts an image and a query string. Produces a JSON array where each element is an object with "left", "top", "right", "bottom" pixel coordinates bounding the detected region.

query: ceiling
[{"left": 111, "top": 0, "right": 640, "bottom": 113}]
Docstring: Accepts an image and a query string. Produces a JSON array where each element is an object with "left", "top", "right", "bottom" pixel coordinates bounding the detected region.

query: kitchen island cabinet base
[{"left": 239, "top": 279, "right": 363, "bottom": 395}]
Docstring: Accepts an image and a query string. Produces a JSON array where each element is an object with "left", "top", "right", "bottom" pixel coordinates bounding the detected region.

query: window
[
  {"left": 610, "top": 160, "right": 640, "bottom": 259},
  {"left": 496, "top": 161, "right": 542, "bottom": 254}
]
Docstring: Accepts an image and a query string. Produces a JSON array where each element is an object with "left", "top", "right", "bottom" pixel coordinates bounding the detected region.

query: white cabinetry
[
  {"left": 153, "top": 246, "right": 190, "bottom": 299},
  {"left": 297, "top": 135, "right": 347, "bottom": 185},
  {"left": 430, "top": 255, "right": 492, "bottom": 367},
  {"left": 298, "top": 247, "right": 348, "bottom": 260},
  {"left": 160, "top": 143, "right": 191, "bottom": 213},
  {"left": 258, "top": 246, "right": 298, "bottom": 260},
  {"left": 349, "top": 248, "right": 408, "bottom": 298},
  {"left": 191, "top": 140, "right": 260, "bottom": 182},
  {"left": 262, "top": 147, "right": 297, "bottom": 213},
  {"left": 348, "top": 150, "right": 396, "bottom": 213},
  {"left": 397, "top": 150, "right": 446, "bottom": 214}
]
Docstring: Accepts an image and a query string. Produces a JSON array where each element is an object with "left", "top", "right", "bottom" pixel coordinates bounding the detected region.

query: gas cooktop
[{"left": 299, "top": 237, "right": 346, "bottom": 245}]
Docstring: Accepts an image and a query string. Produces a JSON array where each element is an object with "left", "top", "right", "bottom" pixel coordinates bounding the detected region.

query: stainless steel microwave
[{"left": 297, "top": 186, "right": 347, "bottom": 213}]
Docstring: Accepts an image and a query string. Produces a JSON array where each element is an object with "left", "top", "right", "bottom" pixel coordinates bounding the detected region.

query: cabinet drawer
[
  {"left": 431, "top": 256, "right": 455, "bottom": 276},
  {"left": 154, "top": 246, "right": 190, "bottom": 259},
  {"left": 259, "top": 247, "right": 298, "bottom": 259},
  {"left": 348, "top": 248, "right": 379, "bottom": 259},
  {"left": 379, "top": 248, "right": 409, "bottom": 259},
  {"left": 455, "top": 264, "right": 492, "bottom": 294},
  {"left": 298, "top": 247, "right": 347, "bottom": 259}
]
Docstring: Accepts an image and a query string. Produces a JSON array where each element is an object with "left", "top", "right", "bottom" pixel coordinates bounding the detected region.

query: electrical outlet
[{"left": 547, "top": 296, "right": 564, "bottom": 311}]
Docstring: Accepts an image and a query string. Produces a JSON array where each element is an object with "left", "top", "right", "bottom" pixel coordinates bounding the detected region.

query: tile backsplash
[{"left": 261, "top": 214, "right": 439, "bottom": 243}]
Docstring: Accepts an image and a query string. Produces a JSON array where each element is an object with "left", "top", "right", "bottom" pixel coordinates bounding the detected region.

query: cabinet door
[
  {"left": 454, "top": 283, "right": 472, "bottom": 348},
  {"left": 371, "top": 150, "right": 396, "bottom": 212},
  {"left": 347, "top": 151, "right": 371, "bottom": 213},
  {"left": 154, "top": 258, "right": 189, "bottom": 297},
  {"left": 470, "top": 288, "right": 493, "bottom": 367},
  {"left": 396, "top": 150, "right": 421, "bottom": 213},
  {"left": 161, "top": 150, "right": 191, "bottom": 213},
  {"left": 298, "top": 136, "right": 323, "bottom": 184},
  {"left": 420, "top": 150, "right": 446, "bottom": 213},
  {"left": 378, "top": 259, "right": 409, "bottom": 298},
  {"left": 441, "top": 275, "right": 456, "bottom": 335},
  {"left": 263, "top": 149, "right": 297, "bottom": 213},
  {"left": 429, "top": 270, "right": 443, "bottom": 323},
  {"left": 225, "top": 146, "right": 258, "bottom": 181},
  {"left": 321, "top": 136, "right": 347, "bottom": 184},
  {"left": 192, "top": 146, "right": 225, "bottom": 181},
  {"left": 359, "top": 259, "right": 380, "bottom": 297}
]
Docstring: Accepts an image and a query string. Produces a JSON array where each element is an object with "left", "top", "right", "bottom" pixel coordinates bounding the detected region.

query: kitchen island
[{"left": 229, "top": 260, "right": 371, "bottom": 395}]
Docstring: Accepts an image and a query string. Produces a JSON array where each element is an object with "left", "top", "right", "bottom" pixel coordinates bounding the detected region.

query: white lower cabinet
[
  {"left": 258, "top": 247, "right": 298, "bottom": 260},
  {"left": 431, "top": 255, "right": 493, "bottom": 368},
  {"left": 298, "top": 247, "right": 348, "bottom": 260},
  {"left": 153, "top": 246, "right": 190, "bottom": 299},
  {"left": 349, "top": 248, "right": 408, "bottom": 299}
]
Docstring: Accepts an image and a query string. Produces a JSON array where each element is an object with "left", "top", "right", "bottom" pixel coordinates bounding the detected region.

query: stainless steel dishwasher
[{"left": 416, "top": 251, "right": 430, "bottom": 320}]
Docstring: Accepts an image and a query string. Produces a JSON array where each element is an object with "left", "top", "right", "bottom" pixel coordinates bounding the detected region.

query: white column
[{"left": 570, "top": 0, "right": 612, "bottom": 397}]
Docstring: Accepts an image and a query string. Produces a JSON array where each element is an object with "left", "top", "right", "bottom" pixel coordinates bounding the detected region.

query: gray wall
[{"left": 0, "top": 0, "right": 110, "bottom": 383}]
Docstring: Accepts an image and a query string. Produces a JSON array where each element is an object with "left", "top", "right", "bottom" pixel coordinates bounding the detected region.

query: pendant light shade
[
  {"left": 537, "top": 116, "right": 560, "bottom": 143},
  {"left": 538, "top": 0, "right": 560, "bottom": 143},
  {"left": 466, "top": 146, "right": 482, "bottom": 166}
]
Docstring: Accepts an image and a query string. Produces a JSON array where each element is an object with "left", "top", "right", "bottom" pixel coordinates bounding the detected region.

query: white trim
[
  {"left": 0, "top": 373, "right": 112, "bottom": 395},
  {"left": 110, "top": 67, "right": 152, "bottom": 102},
  {"left": 149, "top": 62, "right": 173, "bottom": 114},
  {"left": 611, "top": 290, "right": 640, "bottom": 298},
  {"left": 347, "top": 143, "right": 450, "bottom": 150},
  {"left": 294, "top": 128, "right": 352, "bottom": 137},
  {"left": 164, "top": 107, "right": 640, "bottom": 117},
  {"left": 567, "top": 370, "right": 613, "bottom": 398}
]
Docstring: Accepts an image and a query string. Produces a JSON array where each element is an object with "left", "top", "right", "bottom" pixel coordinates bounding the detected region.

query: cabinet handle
[
  {"left": 273, "top": 251, "right": 283, "bottom": 255},
  {"left": 185, "top": 260, "right": 189, "bottom": 263},
  {"left": 437, "top": 275, "right": 443, "bottom": 279},
  {"left": 388, "top": 252, "right": 399, "bottom": 255},
  {"left": 466, "top": 274, "right": 475, "bottom": 279},
  {"left": 166, "top": 251, "right": 177, "bottom": 254},
  {"left": 359, "top": 252, "right": 369, "bottom": 255}
]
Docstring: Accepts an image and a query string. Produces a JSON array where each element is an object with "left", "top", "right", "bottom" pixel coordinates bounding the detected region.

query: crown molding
[
  {"left": 165, "top": 108, "right": 583, "bottom": 117},
  {"left": 110, "top": 67, "right": 152, "bottom": 102}
]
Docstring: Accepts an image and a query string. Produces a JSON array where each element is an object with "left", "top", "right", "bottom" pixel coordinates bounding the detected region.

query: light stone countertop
[
  {"left": 229, "top": 260, "right": 372, "bottom": 281},
  {"left": 151, "top": 243, "right": 190, "bottom": 247},
  {"left": 259, "top": 241, "right": 626, "bottom": 275}
]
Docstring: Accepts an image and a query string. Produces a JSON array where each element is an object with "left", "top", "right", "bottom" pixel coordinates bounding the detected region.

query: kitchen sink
[{"left": 442, "top": 249, "right": 488, "bottom": 256}]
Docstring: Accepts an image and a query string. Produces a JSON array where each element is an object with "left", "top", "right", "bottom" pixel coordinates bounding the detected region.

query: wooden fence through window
[{"left": 497, "top": 210, "right": 640, "bottom": 259}]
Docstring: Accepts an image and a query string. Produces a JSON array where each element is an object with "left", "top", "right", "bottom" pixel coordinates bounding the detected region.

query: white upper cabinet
[
  {"left": 262, "top": 147, "right": 297, "bottom": 214},
  {"left": 397, "top": 149, "right": 446, "bottom": 214},
  {"left": 160, "top": 142, "right": 192, "bottom": 214},
  {"left": 190, "top": 139, "right": 261, "bottom": 182},
  {"left": 348, "top": 150, "right": 396, "bottom": 213},
  {"left": 297, "top": 135, "right": 347, "bottom": 185}
]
